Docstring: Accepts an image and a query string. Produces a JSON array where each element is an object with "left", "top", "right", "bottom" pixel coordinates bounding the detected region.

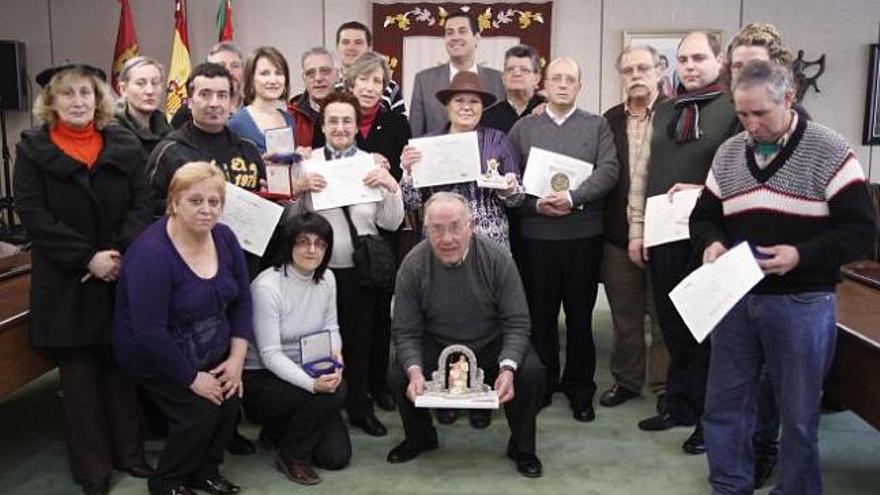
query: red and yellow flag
[
  {"left": 111, "top": 0, "right": 139, "bottom": 93},
  {"left": 216, "top": 0, "right": 234, "bottom": 42},
  {"left": 165, "top": 0, "right": 192, "bottom": 119}
]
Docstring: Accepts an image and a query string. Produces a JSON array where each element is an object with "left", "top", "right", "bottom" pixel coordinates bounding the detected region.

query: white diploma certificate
[
  {"left": 219, "top": 183, "right": 284, "bottom": 257},
  {"left": 669, "top": 242, "right": 765, "bottom": 343},
  {"left": 265, "top": 126, "right": 296, "bottom": 155},
  {"left": 408, "top": 131, "right": 481, "bottom": 188},
  {"left": 305, "top": 154, "right": 383, "bottom": 211},
  {"left": 643, "top": 188, "right": 703, "bottom": 248},
  {"left": 522, "top": 147, "right": 594, "bottom": 197}
]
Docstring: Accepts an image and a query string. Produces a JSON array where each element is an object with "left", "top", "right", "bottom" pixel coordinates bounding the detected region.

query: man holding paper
[
  {"left": 387, "top": 192, "right": 545, "bottom": 478},
  {"left": 634, "top": 33, "right": 737, "bottom": 456},
  {"left": 690, "top": 60, "right": 875, "bottom": 495},
  {"left": 508, "top": 57, "right": 619, "bottom": 423}
]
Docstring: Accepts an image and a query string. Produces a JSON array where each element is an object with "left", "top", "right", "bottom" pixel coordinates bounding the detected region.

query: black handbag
[{"left": 341, "top": 206, "right": 396, "bottom": 289}]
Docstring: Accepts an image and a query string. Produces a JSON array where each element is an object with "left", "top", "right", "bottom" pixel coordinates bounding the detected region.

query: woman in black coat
[
  {"left": 342, "top": 52, "right": 412, "bottom": 412},
  {"left": 13, "top": 63, "right": 153, "bottom": 495}
]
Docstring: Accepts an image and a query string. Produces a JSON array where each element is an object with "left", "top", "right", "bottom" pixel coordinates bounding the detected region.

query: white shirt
[
  {"left": 545, "top": 104, "right": 577, "bottom": 126},
  {"left": 449, "top": 62, "right": 479, "bottom": 81}
]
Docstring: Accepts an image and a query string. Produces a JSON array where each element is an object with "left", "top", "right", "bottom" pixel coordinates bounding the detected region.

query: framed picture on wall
[
  {"left": 863, "top": 44, "right": 880, "bottom": 145},
  {"left": 622, "top": 30, "right": 724, "bottom": 98}
]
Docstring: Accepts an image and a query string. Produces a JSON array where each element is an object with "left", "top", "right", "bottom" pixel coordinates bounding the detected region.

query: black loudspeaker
[{"left": 0, "top": 40, "right": 28, "bottom": 112}]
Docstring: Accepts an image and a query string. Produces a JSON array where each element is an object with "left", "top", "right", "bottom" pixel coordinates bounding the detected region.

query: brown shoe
[{"left": 275, "top": 456, "right": 321, "bottom": 485}]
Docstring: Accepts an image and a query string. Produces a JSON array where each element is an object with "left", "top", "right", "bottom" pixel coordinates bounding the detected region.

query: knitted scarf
[{"left": 669, "top": 82, "right": 724, "bottom": 143}]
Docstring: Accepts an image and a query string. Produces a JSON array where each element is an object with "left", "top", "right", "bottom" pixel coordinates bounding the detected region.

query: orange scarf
[{"left": 49, "top": 121, "right": 103, "bottom": 168}]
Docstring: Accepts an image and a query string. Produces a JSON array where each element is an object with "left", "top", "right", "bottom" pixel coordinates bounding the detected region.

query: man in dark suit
[
  {"left": 408, "top": 11, "right": 504, "bottom": 136},
  {"left": 599, "top": 45, "right": 669, "bottom": 414}
]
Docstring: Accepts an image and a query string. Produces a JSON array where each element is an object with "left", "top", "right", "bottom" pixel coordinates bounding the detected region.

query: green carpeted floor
[{"left": 1, "top": 290, "right": 878, "bottom": 494}]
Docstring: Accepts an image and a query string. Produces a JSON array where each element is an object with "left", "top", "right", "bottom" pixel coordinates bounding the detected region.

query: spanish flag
[
  {"left": 216, "top": 0, "right": 234, "bottom": 42},
  {"left": 111, "top": 0, "right": 139, "bottom": 94},
  {"left": 165, "top": 0, "right": 191, "bottom": 119}
]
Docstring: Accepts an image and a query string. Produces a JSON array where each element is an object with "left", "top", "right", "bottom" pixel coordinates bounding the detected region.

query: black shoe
[
  {"left": 82, "top": 479, "right": 109, "bottom": 495},
  {"left": 753, "top": 441, "right": 778, "bottom": 489},
  {"left": 373, "top": 390, "right": 396, "bottom": 411},
  {"left": 638, "top": 412, "right": 678, "bottom": 431},
  {"left": 572, "top": 404, "right": 596, "bottom": 423},
  {"left": 387, "top": 438, "right": 439, "bottom": 463},
  {"left": 506, "top": 443, "right": 543, "bottom": 478},
  {"left": 435, "top": 409, "right": 459, "bottom": 425},
  {"left": 169, "top": 486, "right": 197, "bottom": 495},
  {"left": 351, "top": 413, "right": 388, "bottom": 437},
  {"left": 656, "top": 393, "right": 668, "bottom": 415},
  {"left": 188, "top": 475, "right": 241, "bottom": 495},
  {"left": 225, "top": 430, "right": 256, "bottom": 456},
  {"left": 682, "top": 424, "right": 706, "bottom": 455},
  {"left": 119, "top": 462, "right": 156, "bottom": 478},
  {"left": 599, "top": 383, "right": 640, "bottom": 407},
  {"left": 469, "top": 409, "right": 492, "bottom": 429}
]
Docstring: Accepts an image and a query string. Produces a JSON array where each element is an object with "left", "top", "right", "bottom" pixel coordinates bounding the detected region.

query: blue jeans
[{"left": 704, "top": 292, "right": 836, "bottom": 495}]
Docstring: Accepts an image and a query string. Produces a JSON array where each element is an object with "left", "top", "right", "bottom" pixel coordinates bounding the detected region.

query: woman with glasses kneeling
[
  {"left": 243, "top": 212, "right": 350, "bottom": 485},
  {"left": 114, "top": 161, "right": 252, "bottom": 495}
]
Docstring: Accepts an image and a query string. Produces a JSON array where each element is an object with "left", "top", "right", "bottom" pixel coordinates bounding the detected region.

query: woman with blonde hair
[
  {"left": 14, "top": 62, "right": 153, "bottom": 495},
  {"left": 114, "top": 161, "right": 253, "bottom": 495},
  {"left": 113, "top": 56, "right": 172, "bottom": 156}
]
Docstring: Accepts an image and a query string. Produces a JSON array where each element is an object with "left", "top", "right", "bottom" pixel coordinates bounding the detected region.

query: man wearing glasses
[
  {"left": 387, "top": 192, "right": 545, "bottom": 478},
  {"left": 508, "top": 57, "right": 619, "bottom": 424},
  {"left": 597, "top": 45, "right": 670, "bottom": 416},
  {"left": 288, "top": 47, "right": 337, "bottom": 148},
  {"left": 481, "top": 45, "right": 545, "bottom": 134}
]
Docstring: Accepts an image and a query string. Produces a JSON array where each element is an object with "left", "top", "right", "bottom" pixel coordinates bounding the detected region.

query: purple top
[
  {"left": 113, "top": 217, "right": 254, "bottom": 388},
  {"left": 401, "top": 126, "right": 524, "bottom": 248}
]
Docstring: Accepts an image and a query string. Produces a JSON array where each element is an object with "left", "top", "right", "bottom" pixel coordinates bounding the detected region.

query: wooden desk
[
  {"left": 825, "top": 262, "right": 880, "bottom": 430},
  {"left": 0, "top": 253, "right": 54, "bottom": 399}
]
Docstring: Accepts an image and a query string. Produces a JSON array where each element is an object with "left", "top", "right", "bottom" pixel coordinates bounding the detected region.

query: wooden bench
[
  {"left": 825, "top": 261, "right": 880, "bottom": 430},
  {"left": 0, "top": 253, "right": 54, "bottom": 400}
]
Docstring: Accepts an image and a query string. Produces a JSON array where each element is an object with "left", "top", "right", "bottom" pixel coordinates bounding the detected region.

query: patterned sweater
[{"left": 690, "top": 118, "right": 875, "bottom": 294}]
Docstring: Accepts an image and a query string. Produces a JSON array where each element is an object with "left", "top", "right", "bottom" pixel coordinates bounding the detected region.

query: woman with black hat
[{"left": 13, "top": 63, "right": 153, "bottom": 495}]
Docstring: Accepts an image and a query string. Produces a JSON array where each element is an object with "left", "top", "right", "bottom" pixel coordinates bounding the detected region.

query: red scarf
[
  {"left": 671, "top": 82, "right": 724, "bottom": 143},
  {"left": 49, "top": 121, "right": 103, "bottom": 168},
  {"left": 358, "top": 104, "right": 380, "bottom": 139}
]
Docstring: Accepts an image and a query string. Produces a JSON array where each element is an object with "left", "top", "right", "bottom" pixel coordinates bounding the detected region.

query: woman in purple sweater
[{"left": 114, "top": 161, "right": 253, "bottom": 495}]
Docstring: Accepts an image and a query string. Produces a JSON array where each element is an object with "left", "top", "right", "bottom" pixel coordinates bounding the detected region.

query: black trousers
[
  {"left": 141, "top": 378, "right": 239, "bottom": 494},
  {"left": 520, "top": 235, "right": 603, "bottom": 406},
  {"left": 388, "top": 337, "right": 545, "bottom": 454},
  {"left": 55, "top": 347, "right": 144, "bottom": 487},
  {"left": 332, "top": 267, "right": 378, "bottom": 419},
  {"left": 242, "top": 370, "right": 351, "bottom": 469},
  {"left": 369, "top": 289, "right": 394, "bottom": 397},
  {"left": 648, "top": 240, "right": 709, "bottom": 424}
]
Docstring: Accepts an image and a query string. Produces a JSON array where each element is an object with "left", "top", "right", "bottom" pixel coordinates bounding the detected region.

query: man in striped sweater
[{"left": 690, "top": 60, "right": 875, "bottom": 495}]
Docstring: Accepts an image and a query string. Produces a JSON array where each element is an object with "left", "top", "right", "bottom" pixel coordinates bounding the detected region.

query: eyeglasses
[
  {"left": 547, "top": 74, "right": 578, "bottom": 85},
  {"left": 294, "top": 237, "right": 328, "bottom": 250},
  {"left": 424, "top": 220, "right": 470, "bottom": 238},
  {"left": 303, "top": 66, "right": 335, "bottom": 79},
  {"left": 504, "top": 66, "right": 535, "bottom": 75},
  {"left": 620, "top": 64, "right": 657, "bottom": 75},
  {"left": 325, "top": 116, "right": 355, "bottom": 127}
]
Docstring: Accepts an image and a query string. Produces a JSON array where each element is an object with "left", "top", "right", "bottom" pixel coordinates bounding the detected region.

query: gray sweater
[
  {"left": 392, "top": 234, "right": 531, "bottom": 371},
  {"left": 508, "top": 109, "right": 620, "bottom": 240}
]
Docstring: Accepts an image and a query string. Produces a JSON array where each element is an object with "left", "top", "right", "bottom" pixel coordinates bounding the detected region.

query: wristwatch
[{"left": 500, "top": 364, "right": 516, "bottom": 374}]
